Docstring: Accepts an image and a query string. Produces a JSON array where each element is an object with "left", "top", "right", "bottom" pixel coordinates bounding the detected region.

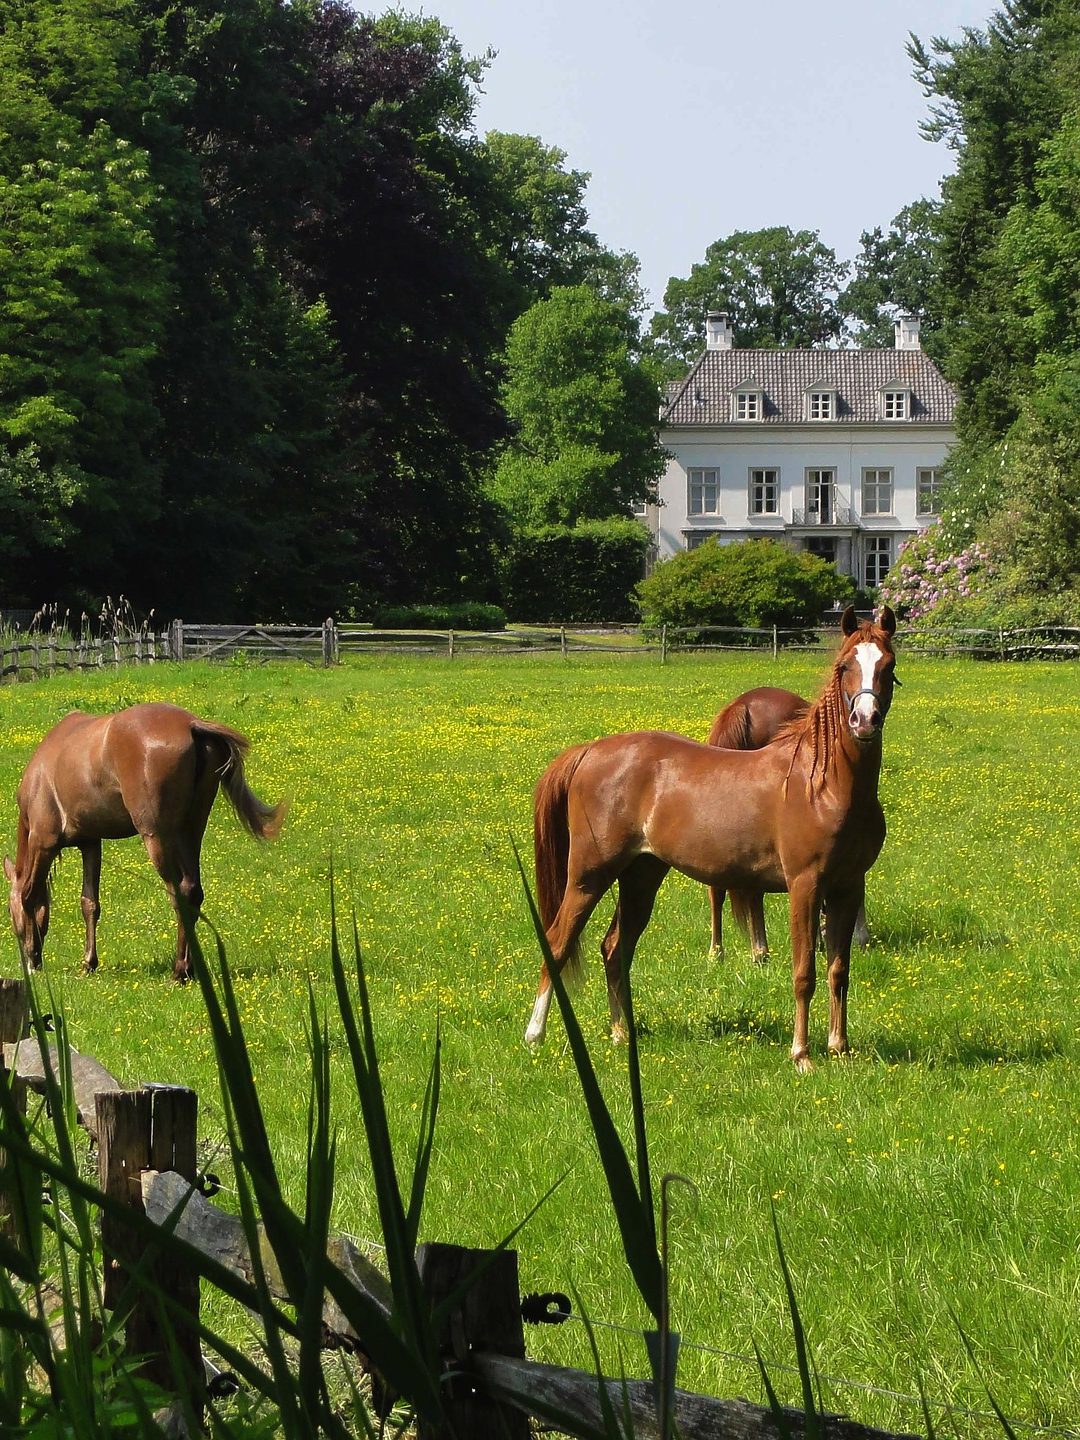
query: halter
[{"left": 847, "top": 686, "right": 880, "bottom": 715}]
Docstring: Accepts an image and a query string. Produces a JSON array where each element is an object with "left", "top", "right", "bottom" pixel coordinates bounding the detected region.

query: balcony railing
[{"left": 790, "top": 502, "right": 854, "bottom": 526}]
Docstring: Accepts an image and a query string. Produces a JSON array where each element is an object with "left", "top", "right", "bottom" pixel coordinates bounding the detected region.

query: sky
[{"left": 397, "top": 0, "right": 995, "bottom": 313}]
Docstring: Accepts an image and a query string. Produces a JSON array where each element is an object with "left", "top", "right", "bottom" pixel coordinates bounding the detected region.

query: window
[
  {"left": 687, "top": 532, "right": 713, "bottom": 551},
  {"left": 750, "top": 468, "right": 779, "bottom": 515},
  {"left": 805, "top": 468, "right": 834, "bottom": 524},
  {"left": 630, "top": 496, "right": 648, "bottom": 517},
  {"left": 881, "top": 389, "right": 909, "bottom": 420},
  {"left": 917, "top": 467, "right": 942, "bottom": 516},
  {"left": 687, "top": 468, "right": 720, "bottom": 515},
  {"left": 865, "top": 536, "right": 892, "bottom": 587},
  {"left": 805, "top": 536, "right": 837, "bottom": 565},
  {"left": 807, "top": 390, "right": 834, "bottom": 421},
  {"left": 733, "top": 390, "right": 761, "bottom": 421},
  {"left": 862, "top": 468, "right": 893, "bottom": 516}
]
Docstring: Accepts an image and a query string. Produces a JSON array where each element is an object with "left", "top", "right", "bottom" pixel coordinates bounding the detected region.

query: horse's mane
[{"left": 777, "top": 621, "right": 890, "bottom": 799}]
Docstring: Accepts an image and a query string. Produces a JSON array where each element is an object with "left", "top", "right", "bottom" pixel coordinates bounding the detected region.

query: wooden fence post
[
  {"left": 660, "top": 623, "right": 668, "bottom": 665},
  {"left": 97, "top": 1086, "right": 202, "bottom": 1406},
  {"left": 169, "top": 619, "right": 185, "bottom": 662},
  {"left": 448, "top": 628, "right": 455, "bottom": 659},
  {"left": 321, "top": 617, "right": 336, "bottom": 667},
  {"left": 560, "top": 625, "right": 567, "bottom": 660},
  {"left": 416, "top": 1242, "right": 529, "bottom": 1440},
  {"left": 0, "top": 979, "right": 30, "bottom": 1242},
  {"left": 772, "top": 624, "right": 778, "bottom": 660}
]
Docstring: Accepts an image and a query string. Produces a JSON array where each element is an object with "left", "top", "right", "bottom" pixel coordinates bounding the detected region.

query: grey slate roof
[{"left": 662, "top": 347, "right": 956, "bottom": 426}]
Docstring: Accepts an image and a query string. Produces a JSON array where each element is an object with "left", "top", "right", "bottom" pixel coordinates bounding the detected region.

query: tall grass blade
[
  {"left": 952, "top": 1315, "right": 1019, "bottom": 1440},
  {"left": 770, "top": 1201, "right": 820, "bottom": 1440},
  {"left": 511, "top": 838, "right": 663, "bottom": 1324}
]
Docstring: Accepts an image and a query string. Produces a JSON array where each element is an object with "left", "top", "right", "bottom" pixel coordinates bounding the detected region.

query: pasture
[{"left": 1, "top": 649, "right": 1078, "bottom": 1436}]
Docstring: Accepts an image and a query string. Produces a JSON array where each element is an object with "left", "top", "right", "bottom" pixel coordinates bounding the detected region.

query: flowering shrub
[{"left": 879, "top": 531, "right": 993, "bottom": 621}]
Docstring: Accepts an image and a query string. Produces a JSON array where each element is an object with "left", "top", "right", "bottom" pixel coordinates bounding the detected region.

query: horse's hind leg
[
  {"left": 141, "top": 832, "right": 204, "bottom": 981},
  {"left": 853, "top": 900, "right": 871, "bottom": 948},
  {"left": 79, "top": 841, "right": 102, "bottom": 973},
  {"left": 600, "top": 857, "right": 669, "bottom": 1043},
  {"left": 525, "top": 879, "right": 609, "bottom": 1046},
  {"left": 707, "top": 885, "right": 725, "bottom": 960}
]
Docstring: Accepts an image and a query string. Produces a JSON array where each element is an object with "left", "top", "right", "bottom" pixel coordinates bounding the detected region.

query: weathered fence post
[
  {"left": 448, "top": 628, "right": 455, "bottom": 659},
  {"left": 97, "top": 1085, "right": 202, "bottom": 1406},
  {"left": 560, "top": 625, "right": 567, "bottom": 660},
  {"left": 772, "top": 624, "right": 778, "bottom": 660},
  {"left": 321, "top": 617, "right": 335, "bottom": 668},
  {"left": 169, "top": 619, "right": 185, "bottom": 662},
  {"left": 0, "top": 979, "right": 30, "bottom": 1242},
  {"left": 660, "top": 623, "right": 668, "bottom": 665},
  {"left": 416, "top": 1242, "right": 529, "bottom": 1440}
]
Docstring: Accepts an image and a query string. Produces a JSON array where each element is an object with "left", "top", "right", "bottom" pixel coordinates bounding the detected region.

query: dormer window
[
  {"left": 880, "top": 387, "right": 910, "bottom": 421},
  {"left": 806, "top": 387, "right": 835, "bottom": 421},
  {"left": 731, "top": 383, "right": 763, "bottom": 422}
]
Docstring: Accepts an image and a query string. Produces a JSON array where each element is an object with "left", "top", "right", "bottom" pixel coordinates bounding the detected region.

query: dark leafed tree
[
  {"left": 648, "top": 227, "right": 849, "bottom": 377},
  {"left": 840, "top": 199, "right": 944, "bottom": 358}
]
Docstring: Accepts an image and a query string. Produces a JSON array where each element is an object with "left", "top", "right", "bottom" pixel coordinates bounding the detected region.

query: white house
[{"left": 647, "top": 312, "right": 956, "bottom": 589}]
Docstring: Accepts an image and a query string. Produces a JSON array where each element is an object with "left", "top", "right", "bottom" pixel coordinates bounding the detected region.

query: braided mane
[{"left": 777, "top": 621, "right": 886, "bottom": 799}]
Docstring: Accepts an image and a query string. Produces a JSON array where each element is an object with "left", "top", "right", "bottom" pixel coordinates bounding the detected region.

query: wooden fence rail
[
  {"left": 0, "top": 977, "right": 924, "bottom": 1440},
  {"left": 4, "top": 619, "right": 1080, "bottom": 682}
]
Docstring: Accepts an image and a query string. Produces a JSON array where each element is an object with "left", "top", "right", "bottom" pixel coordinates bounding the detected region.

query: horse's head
[
  {"left": 836, "top": 605, "right": 898, "bottom": 743},
  {"left": 3, "top": 855, "right": 47, "bottom": 969}
]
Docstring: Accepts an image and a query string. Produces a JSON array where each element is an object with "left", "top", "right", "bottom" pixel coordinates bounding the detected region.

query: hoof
[
  {"left": 707, "top": 943, "right": 723, "bottom": 962},
  {"left": 524, "top": 1025, "right": 544, "bottom": 1048},
  {"left": 751, "top": 949, "right": 770, "bottom": 966},
  {"left": 828, "top": 1042, "right": 851, "bottom": 1060},
  {"left": 610, "top": 1022, "right": 628, "bottom": 1045},
  {"left": 793, "top": 1053, "right": 814, "bottom": 1074}
]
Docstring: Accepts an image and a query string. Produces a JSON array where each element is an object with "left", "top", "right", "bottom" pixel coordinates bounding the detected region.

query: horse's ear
[
  {"left": 840, "top": 605, "right": 859, "bottom": 636},
  {"left": 878, "top": 604, "right": 897, "bottom": 637},
  {"left": 3, "top": 856, "right": 14, "bottom": 883}
]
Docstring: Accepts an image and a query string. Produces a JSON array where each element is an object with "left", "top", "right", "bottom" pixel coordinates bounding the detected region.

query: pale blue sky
[{"left": 399, "top": 0, "right": 994, "bottom": 311}]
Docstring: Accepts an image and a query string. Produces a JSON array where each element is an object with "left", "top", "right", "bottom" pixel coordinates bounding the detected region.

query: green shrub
[
  {"left": 500, "top": 519, "right": 651, "bottom": 622},
  {"left": 636, "top": 538, "right": 853, "bottom": 632},
  {"left": 371, "top": 601, "right": 506, "bottom": 631}
]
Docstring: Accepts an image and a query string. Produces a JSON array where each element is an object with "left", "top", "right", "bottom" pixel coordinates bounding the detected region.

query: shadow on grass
[
  {"left": 867, "top": 905, "right": 1013, "bottom": 953},
  {"left": 866, "top": 1026, "right": 1067, "bottom": 1068}
]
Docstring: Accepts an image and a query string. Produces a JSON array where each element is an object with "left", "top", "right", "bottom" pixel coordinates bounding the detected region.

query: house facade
[{"left": 648, "top": 312, "right": 956, "bottom": 589}]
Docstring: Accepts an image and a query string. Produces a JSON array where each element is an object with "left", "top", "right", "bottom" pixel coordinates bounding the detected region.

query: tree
[
  {"left": 488, "top": 285, "right": 663, "bottom": 527},
  {"left": 480, "top": 130, "right": 644, "bottom": 318},
  {"left": 648, "top": 227, "right": 849, "bottom": 376},
  {"left": 908, "top": 0, "right": 1080, "bottom": 440},
  {"left": 840, "top": 200, "right": 944, "bottom": 356}
]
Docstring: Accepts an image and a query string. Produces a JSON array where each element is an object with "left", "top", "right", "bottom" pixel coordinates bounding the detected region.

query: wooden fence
[
  {"left": 0, "top": 977, "right": 921, "bottom": 1440},
  {"left": 4, "top": 619, "right": 1080, "bottom": 683}
]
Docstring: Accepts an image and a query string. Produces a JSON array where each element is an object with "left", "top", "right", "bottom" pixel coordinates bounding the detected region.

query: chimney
[
  {"left": 705, "top": 311, "right": 733, "bottom": 351},
  {"left": 894, "top": 313, "right": 921, "bottom": 351}
]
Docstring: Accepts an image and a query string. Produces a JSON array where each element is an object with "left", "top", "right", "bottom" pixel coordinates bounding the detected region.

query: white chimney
[
  {"left": 894, "top": 313, "right": 921, "bottom": 351},
  {"left": 705, "top": 311, "right": 733, "bottom": 351}
]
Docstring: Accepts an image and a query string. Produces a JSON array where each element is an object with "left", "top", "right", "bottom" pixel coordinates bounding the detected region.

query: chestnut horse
[
  {"left": 706, "top": 687, "right": 871, "bottom": 961},
  {"left": 4, "top": 703, "right": 284, "bottom": 980},
  {"left": 524, "top": 607, "right": 897, "bottom": 1070}
]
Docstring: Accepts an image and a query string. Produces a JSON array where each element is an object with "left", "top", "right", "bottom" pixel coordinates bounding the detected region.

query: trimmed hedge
[
  {"left": 500, "top": 519, "right": 651, "bottom": 623},
  {"left": 371, "top": 602, "right": 507, "bottom": 631}
]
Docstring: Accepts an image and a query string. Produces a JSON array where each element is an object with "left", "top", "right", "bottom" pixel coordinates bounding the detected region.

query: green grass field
[{"left": 2, "top": 649, "right": 1078, "bottom": 1436}]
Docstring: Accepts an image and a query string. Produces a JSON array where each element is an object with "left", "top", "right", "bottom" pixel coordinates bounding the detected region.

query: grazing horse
[
  {"left": 706, "top": 687, "right": 871, "bottom": 961},
  {"left": 524, "top": 606, "right": 897, "bottom": 1070},
  {"left": 4, "top": 703, "right": 284, "bottom": 980}
]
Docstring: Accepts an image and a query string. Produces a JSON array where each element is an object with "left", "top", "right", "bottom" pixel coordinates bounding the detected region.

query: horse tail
[
  {"left": 533, "top": 742, "right": 592, "bottom": 974},
  {"left": 706, "top": 697, "right": 752, "bottom": 750},
  {"left": 193, "top": 721, "right": 286, "bottom": 841},
  {"left": 728, "top": 889, "right": 754, "bottom": 936}
]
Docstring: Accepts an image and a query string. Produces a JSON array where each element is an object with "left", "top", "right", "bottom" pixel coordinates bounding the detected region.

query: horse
[
  {"left": 706, "top": 686, "right": 871, "bottom": 961},
  {"left": 524, "top": 606, "right": 897, "bottom": 1071},
  {"left": 4, "top": 702, "right": 285, "bottom": 980}
]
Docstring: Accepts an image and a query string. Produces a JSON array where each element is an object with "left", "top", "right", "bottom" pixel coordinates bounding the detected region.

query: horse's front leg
[
  {"left": 79, "top": 841, "right": 102, "bottom": 974},
  {"left": 787, "top": 873, "right": 820, "bottom": 1072},
  {"left": 707, "top": 884, "right": 725, "bottom": 960},
  {"left": 822, "top": 880, "right": 864, "bottom": 1057}
]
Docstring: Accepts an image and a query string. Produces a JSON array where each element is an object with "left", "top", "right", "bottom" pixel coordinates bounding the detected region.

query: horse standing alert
[
  {"left": 4, "top": 703, "right": 284, "bottom": 980},
  {"left": 525, "top": 606, "right": 898, "bottom": 1070},
  {"left": 706, "top": 686, "right": 871, "bottom": 961}
]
